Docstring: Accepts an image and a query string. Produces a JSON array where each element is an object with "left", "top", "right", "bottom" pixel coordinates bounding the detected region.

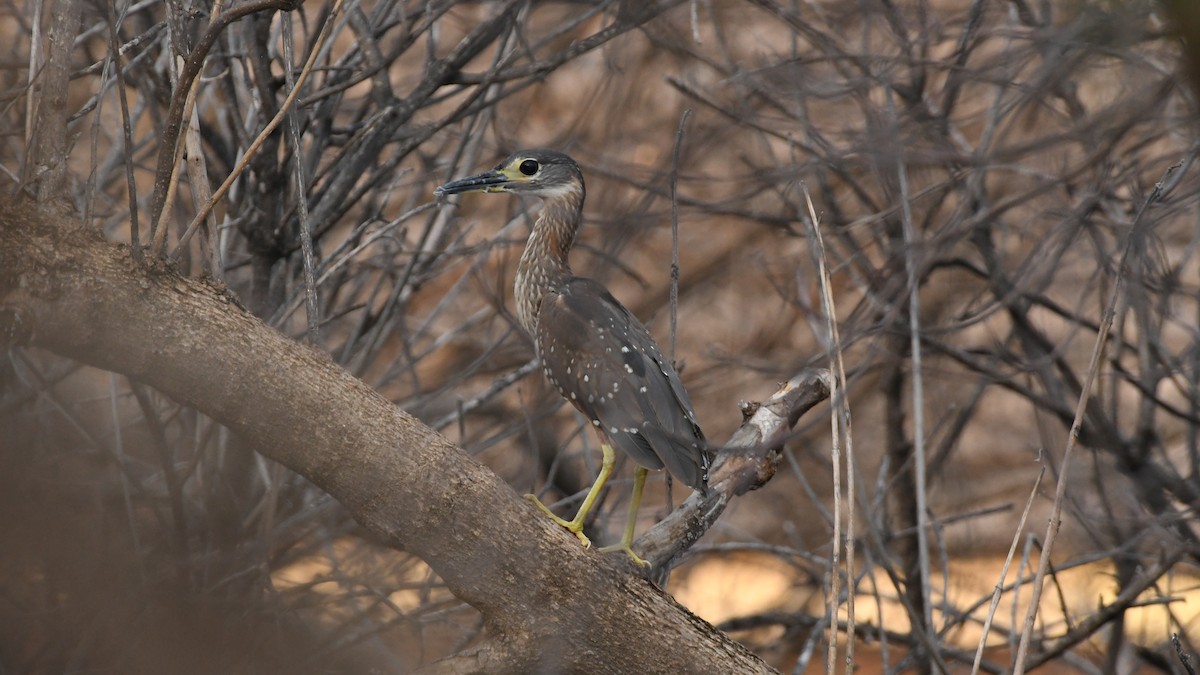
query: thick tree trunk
[{"left": 0, "top": 198, "right": 793, "bottom": 673}]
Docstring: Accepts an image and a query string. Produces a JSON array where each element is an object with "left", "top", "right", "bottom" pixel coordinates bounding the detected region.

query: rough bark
[{"left": 0, "top": 198, "right": 818, "bottom": 673}]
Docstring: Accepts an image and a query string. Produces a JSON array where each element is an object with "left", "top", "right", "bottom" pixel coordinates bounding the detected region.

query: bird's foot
[
  {"left": 599, "top": 541, "right": 650, "bottom": 567},
  {"left": 525, "top": 494, "right": 592, "bottom": 548}
]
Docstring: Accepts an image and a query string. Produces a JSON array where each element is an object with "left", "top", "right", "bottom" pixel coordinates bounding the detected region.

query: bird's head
[{"left": 435, "top": 149, "right": 583, "bottom": 200}]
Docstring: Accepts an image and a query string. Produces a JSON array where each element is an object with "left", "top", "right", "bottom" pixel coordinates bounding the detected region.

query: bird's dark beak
[{"left": 434, "top": 170, "right": 511, "bottom": 197}]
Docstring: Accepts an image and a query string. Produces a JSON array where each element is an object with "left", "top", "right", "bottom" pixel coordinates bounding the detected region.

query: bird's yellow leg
[
  {"left": 599, "top": 466, "right": 650, "bottom": 567},
  {"left": 526, "top": 442, "right": 616, "bottom": 549}
]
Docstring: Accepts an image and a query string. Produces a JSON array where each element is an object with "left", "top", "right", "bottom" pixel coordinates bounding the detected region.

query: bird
[{"left": 435, "top": 149, "right": 710, "bottom": 565}]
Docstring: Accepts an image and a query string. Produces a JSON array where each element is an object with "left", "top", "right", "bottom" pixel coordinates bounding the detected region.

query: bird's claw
[
  {"left": 525, "top": 494, "right": 648, "bottom": 565},
  {"left": 525, "top": 493, "right": 593, "bottom": 548},
  {"left": 599, "top": 542, "right": 650, "bottom": 567}
]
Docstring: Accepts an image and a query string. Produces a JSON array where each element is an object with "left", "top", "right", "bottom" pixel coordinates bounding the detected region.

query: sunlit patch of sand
[{"left": 673, "top": 554, "right": 1200, "bottom": 655}]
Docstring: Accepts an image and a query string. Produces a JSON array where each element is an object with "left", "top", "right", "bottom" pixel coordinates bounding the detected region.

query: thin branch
[
  {"left": 281, "top": 12, "right": 320, "bottom": 344},
  {"left": 667, "top": 108, "right": 690, "bottom": 362},
  {"left": 636, "top": 369, "right": 832, "bottom": 568},
  {"left": 971, "top": 466, "right": 1044, "bottom": 675},
  {"left": 1012, "top": 160, "right": 1185, "bottom": 674},
  {"left": 148, "top": 0, "right": 303, "bottom": 240},
  {"left": 174, "top": 0, "right": 344, "bottom": 258}
]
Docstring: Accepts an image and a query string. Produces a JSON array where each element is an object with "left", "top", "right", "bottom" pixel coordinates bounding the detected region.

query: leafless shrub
[{"left": 2, "top": 0, "right": 1198, "bottom": 671}]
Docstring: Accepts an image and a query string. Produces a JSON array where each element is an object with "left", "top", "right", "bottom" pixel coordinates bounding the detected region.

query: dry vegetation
[{"left": 3, "top": 0, "right": 1200, "bottom": 672}]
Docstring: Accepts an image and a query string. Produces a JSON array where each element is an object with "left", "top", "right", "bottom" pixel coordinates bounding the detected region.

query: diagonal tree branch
[{"left": 0, "top": 197, "right": 827, "bottom": 672}]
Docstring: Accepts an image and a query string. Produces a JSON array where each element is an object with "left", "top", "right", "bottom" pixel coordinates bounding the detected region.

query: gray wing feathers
[{"left": 537, "top": 277, "right": 710, "bottom": 489}]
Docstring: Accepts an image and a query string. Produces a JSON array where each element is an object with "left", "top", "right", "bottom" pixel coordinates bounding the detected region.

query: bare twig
[
  {"left": 1175, "top": 633, "right": 1197, "bottom": 675},
  {"left": 891, "top": 85, "right": 935, "bottom": 660},
  {"left": 148, "top": 0, "right": 303, "bottom": 240},
  {"left": 667, "top": 109, "right": 690, "bottom": 362},
  {"left": 281, "top": 13, "right": 320, "bottom": 344},
  {"left": 971, "top": 466, "right": 1044, "bottom": 675},
  {"left": 103, "top": 0, "right": 142, "bottom": 263},
  {"left": 174, "top": 0, "right": 343, "bottom": 258},
  {"left": 1012, "top": 161, "right": 1185, "bottom": 674},
  {"left": 636, "top": 370, "right": 832, "bottom": 568},
  {"left": 800, "top": 183, "right": 851, "bottom": 675}
]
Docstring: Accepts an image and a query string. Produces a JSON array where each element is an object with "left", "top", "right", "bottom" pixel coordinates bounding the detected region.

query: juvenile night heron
[{"left": 435, "top": 149, "right": 710, "bottom": 565}]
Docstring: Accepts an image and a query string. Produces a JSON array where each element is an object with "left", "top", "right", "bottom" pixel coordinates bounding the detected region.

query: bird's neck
[{"left": 514, "top": 191, "right": 583, "bottom": 335}]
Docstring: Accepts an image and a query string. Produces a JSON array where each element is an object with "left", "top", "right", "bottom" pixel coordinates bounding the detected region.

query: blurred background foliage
[{"left": 3, "top": 0, "right": 1200, "bottom": 671}]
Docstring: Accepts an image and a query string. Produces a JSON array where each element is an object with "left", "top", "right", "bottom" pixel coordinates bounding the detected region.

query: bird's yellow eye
[{"left": 518, "top": 159, "right": 540, "bottom": 176}]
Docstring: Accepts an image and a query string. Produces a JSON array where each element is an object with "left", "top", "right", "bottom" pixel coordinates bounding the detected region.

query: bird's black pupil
[{"left": 518, "top": 159, "right": 539, "bottom": 176}]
